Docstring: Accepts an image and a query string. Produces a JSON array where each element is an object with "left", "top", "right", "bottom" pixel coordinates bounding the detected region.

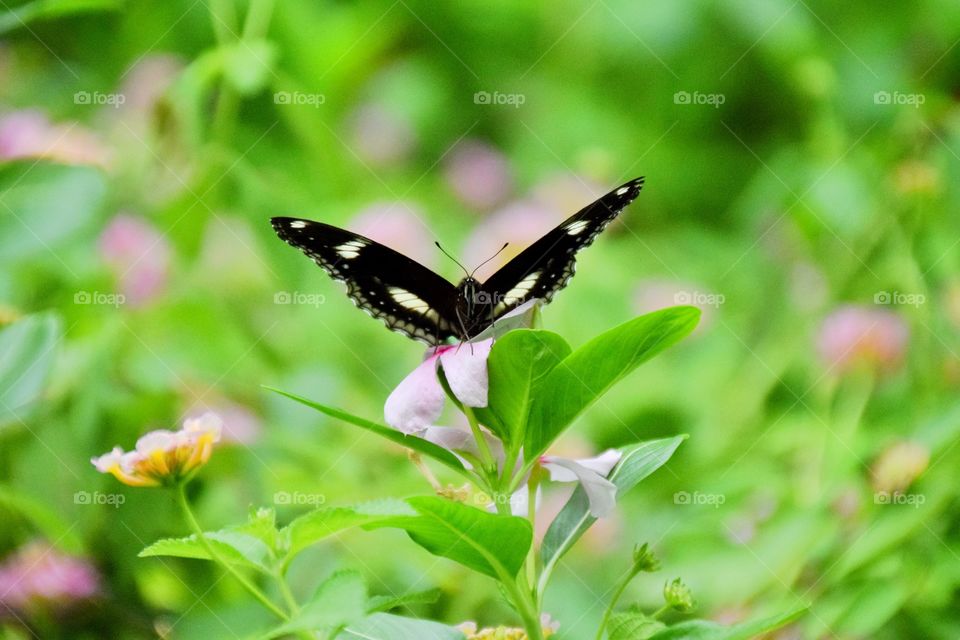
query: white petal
[
  {"left": 542, "top": 456, "right": 619, "bottom": 517},
  {"left": 439, "top": 338, "right": 493, "bottom": 407},
  {"left": 384, "top": 354, "right": 445, "bottom": 433},
  {"left": 573, "top": 449, "right": 622, "bottom": 476}
]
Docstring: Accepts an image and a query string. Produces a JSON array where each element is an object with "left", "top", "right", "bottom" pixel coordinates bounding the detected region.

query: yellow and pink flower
[{"left": 91, "top": 413, "right": 222, "bottom": 487}]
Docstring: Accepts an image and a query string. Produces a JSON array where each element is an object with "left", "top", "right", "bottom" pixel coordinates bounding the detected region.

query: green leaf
[
  {"left": 281, "top": 500, "right": 415, "bottom": 566},
  {"left": 138, "top": 508, "right": 282, "bottom": 571},
  {"left": 223, "top": 39, "right": 277, "bottom": 95},
  {"left": 607, "top": 610, "right": 667, "bottom": 640},
  {"left": 367, "top": 587, "right": 442, "bottom": 613},
  {"left": 264, "top": 387, "right": 467, "bottom": 475},
  {"left": 261, "top": 571, "right": 367, "bottom": 638},
  {"left": 540, "top": 436, "right": 686, "bottom": 587},
  {"left": 0, "top": 485, "right": 84, "bottom": 553},
  {"left": 0, "top": 0, "right": 120, "bottom": 35},
  {"left": 0, "top": 313, "right": 62, "bottom": 428},
  {"left": 646, "top": 605, "right": 807, "bottom": 640},
  {"left": 0, "top": 163, "right": 107, "bottom": 263},
  {"left": 473, "top": 330, "right": 570, "bottom": 446},
  {"left": 371, "top": 496, "right": 532, "bottom": 580},
  {"left": 343, "top": 613, "right": 466, "bottom": 640},
  {"left": 525, "top": 307, "right": 700, "bottom": 460},
  {"left": 139, "top": 530, "right": 273, "bottom": 571}
]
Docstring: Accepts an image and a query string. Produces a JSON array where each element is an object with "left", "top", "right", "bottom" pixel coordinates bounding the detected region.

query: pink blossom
[
  {"left": 349, "top": 203, "right": 436, "bottom": 268},
  {"left": 347, "top": 103, "right": 415, "bottom": 167},
  {"left": 99, "top": 213, "right": 171, "bottom": 305},
  {"left": 385, "top": 339, "right": 494, "bottom": 434},
  {"left": 444, "top": 140, "right": 513, "bottom": 211},
  {"left": 118, "top": 55, "right": 183, "bottom": 113},
  {"left": 0, "top": 109, "right": 109, "bottom": 167},
  {"left": 463, "top": 200, "right": 561, "bottom": 281},
  {"left": 817, "top": 305, "right": 909, "bottom": 374},
  {"left": 0, "top": 543, "right": 100, "bottom": 612},
  {"left": 184, "top": 399, "right": 262, "bottom": 444},
  {"left": 530, "top": 172, "right": 605, "bottom": 214}
]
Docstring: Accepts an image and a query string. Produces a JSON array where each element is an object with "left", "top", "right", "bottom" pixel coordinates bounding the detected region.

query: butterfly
[{"left": 271, "top": 176, "right": 643, "bottom": 345}]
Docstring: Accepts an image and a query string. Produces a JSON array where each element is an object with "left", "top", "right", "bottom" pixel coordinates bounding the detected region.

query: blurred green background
[{"left": 1, "top": 0, "right": 959, "bottom": 638}]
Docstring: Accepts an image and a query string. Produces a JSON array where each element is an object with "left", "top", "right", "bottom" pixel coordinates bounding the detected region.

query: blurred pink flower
[
  {"left": 185, "top": 399, "right": 262, "bottom": 444},
  {"left": 444, "top": 139, "right": 513, "bottom": 211},
  {"left": 817, "top": 305, "right": 909, "bottom": 374},
  {"left": 871, "top": 440, "right": 929, "bottom": 494},
  {"left": 530, "top": 172, "right": 605, "bottom": 214},
  {"left": 347, "top": 103, "right": 415, "bottom": 167},
  {"left": 118, "top": 54, "right": 183, "bottom": 113},
  {"left": 349, "top": 203, "right": 436, "bottom": 268},
  {"left": 99, "top": 213, "right": 171, "bottom": 306},
  {"left": 463, "top": 199, "right": 561, "bottom": 281},
  {"left": 0, "top": 109, "right": 110, "bottom": 167},
  {"left": 0, "top": 542, "right": 100, "bottom": 613}
]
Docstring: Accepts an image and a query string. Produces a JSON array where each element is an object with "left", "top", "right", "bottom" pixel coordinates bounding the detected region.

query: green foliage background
[{"left": 1, "top": 0, "right": 959, "bottom": 638}]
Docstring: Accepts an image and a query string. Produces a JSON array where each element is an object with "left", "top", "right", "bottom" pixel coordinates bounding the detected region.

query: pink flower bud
[{"left": 817, "top": 305, "right": 908, "bottom": 374}]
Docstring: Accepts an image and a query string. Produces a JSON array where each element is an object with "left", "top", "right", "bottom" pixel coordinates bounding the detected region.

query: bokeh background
[{"left": 1, "top": 1, "right": 959, "bottom": 638}]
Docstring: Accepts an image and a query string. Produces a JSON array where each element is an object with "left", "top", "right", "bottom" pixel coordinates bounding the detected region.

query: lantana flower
[
  {"left": 91, "top": 413, "right": 222, "bottom": 487},
  {"left": 0, "top": 542, "right": 100, "bottom": 613}
]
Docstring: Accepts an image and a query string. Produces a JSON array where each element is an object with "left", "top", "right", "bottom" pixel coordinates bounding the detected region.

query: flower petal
[
  {"left": 439, "top": 338, "right": 493, "bottom": 407},
  {"left": 471, "top": 299, "right": 542, "bottom": 341},
  {"left": 384, "top": 354, "right": 445, "bottom": 433},
  {"left": 542, "top": 455, "right": 619, "bottom": 518}
]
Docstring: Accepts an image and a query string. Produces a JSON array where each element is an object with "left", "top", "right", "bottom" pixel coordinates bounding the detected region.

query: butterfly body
[{"left": 272, "top": 176, "right": 644, "bottom": 345}]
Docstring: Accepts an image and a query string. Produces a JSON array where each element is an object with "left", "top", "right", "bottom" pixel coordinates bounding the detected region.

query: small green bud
[
  {"left": 632, "top": 543, "right": 661, "bottom": 573},
  {"left": 663, "top": 578, "right": 695, "bottom": 613}
]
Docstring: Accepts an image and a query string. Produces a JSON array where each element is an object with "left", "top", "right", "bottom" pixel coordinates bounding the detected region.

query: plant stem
[
  {"left": 594, "top": 567, "right": 638, "bottom": 640},
  {"left": 501, "top": 575, "right": 544, "bottom": 640},
  {"left": 463, "top": 406, "right": 498, "bottom": 477},
  {"left": 525, "top": 471, "right": 539, "bottom": 592},
  {"left": 175, "top": 484, "right": 289, "bottom": 621}
]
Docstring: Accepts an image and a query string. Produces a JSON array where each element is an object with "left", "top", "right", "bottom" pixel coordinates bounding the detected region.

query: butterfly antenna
[
  {"left": 469, "top": 242, "right": 509, "bottom": 278},
  {"left": 435, "top": 242, "right": 470, "bottom": 278}
]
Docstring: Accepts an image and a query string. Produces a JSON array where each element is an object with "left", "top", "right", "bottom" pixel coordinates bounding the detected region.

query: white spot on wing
[
  {"left": 616, "top": 187, "right": 629, "bottom": 195},
  {"left": 388, "top": 286, "right": 430, "bottom": 310},
  {"left": 290, "top": 220, "right": 307, "bottom": 229},
  {"left": 335, "top": 239, "right": 367, "bottom": 260},
  {"left": 503, "top": 271, "right": 541, "bottom": 302},
  {"left": 565, "top": 220, "right": 590, "bottom": 235}
]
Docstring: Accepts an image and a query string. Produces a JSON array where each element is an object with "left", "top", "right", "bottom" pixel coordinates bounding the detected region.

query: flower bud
[
  {"left": 871, "top": 440, "right": 929, "bottom": 495},
  {"left": 663, "top": 578, "right": 695, "bottom": 613}
]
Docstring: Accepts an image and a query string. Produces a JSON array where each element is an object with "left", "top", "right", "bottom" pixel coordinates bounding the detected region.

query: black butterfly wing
[
  {"left": 271, "top": 217, "right": 459, "bottom": 345},
  {"left": 479, "top": 177, "right": 644, "bottom": 319}
]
